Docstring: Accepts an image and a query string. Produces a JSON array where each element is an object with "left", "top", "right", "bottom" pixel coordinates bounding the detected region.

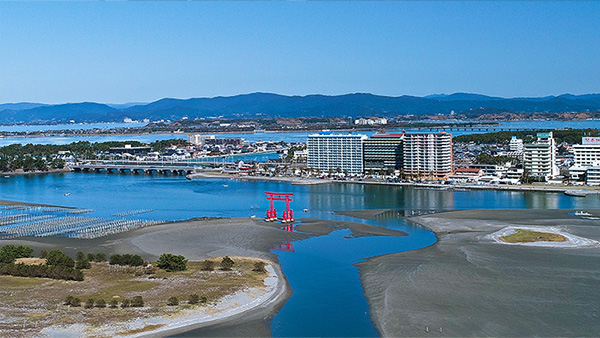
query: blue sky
[{"left": 1, "top": 1, "right": 599, "bottom": 104}]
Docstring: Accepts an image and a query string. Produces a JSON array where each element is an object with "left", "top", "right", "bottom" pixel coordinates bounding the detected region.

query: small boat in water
[
  {"left": 64, "top": 193, "right": 71, "bottom": 196},
  {"left": 222, "top": 184, "right": 229, "bottom": 188},
  {"left": 575, "top": 211, "right": 592, "bottom": 216},
  {"left": 565, "top": 190, "right": 588, "bottom": 197}
]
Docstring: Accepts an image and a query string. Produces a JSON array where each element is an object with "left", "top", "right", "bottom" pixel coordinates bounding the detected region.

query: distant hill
[{"left": 1, "top": 92, "right": 600, "bottom": 124}]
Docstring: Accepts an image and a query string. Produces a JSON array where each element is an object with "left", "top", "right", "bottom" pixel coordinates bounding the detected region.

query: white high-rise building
[
  {"left": 523, "top": 132, "right": 559, "bottom": 179},
  {"left": 509, "top": 136, "right": 524, "bottom": 152},
  {"left": 403, "top": 132, "right": 453, "bottom": 179},
  {"left": 307, "top": 131, "right": 367, "bottom": 173}
]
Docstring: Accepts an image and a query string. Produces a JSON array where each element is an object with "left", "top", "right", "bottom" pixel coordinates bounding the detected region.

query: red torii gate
[{"left": 265, "top": 191, "right": 294, "bottom": 222}]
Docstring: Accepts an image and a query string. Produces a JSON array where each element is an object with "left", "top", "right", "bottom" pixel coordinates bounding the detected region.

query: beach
[{"left": 358, "top": 209, "right": 600, "bottom": 337}]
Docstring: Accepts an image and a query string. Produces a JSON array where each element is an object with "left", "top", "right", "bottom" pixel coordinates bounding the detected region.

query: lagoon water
[
  {"left": 2, "top": 173, "right": 600, "bottom": 336},
  {"left": 1, "top": 119, "right": 598, "bottom": 147}
]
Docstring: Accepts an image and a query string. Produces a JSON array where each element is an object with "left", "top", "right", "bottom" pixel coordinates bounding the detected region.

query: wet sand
[{"left": 358, "top": 209, "right": 600, "bottom": 337}]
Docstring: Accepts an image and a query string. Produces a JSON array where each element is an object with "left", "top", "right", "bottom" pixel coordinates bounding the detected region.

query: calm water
[
  {"left": 2, "top": 173, "right": 600, "bottom": 336},
  {"left": 1, "top": 120, "right": 598, "bottom": 146}
]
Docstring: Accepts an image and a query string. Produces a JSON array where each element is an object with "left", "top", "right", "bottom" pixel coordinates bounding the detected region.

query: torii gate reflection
[{"left": 264, "top": 192, "right": 294, "bottom": 222}]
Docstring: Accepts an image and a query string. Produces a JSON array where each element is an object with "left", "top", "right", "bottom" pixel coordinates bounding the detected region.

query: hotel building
[
  {"left": 307, "top": 131, "right": 367, "bottom": 174},
  {"left": 523, "top": 132, "right": 559, "bottom": 179},
  {"left": 363, "top": 133, "right": 404, "bottom": 172},
  {"left": 402, "top": 132, "right": 453, "bottom": 179}
]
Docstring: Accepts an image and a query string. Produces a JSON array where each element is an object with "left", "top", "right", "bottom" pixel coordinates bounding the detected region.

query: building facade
[
  {"left": 402, "top": 132, "right": 453, "bottom": 179},
  {"left": 509, "top": 136, "right": 524, "bottom": 152},
  {"left": 363, "top": 133, "right": 404, "bottom": 172},
  {"left": 307, "top": 131, "right": 367, "bottom": 173},
  {"left": 523, "top": 132, "right": 558, "bottom": 179},
  {"left": 572, "top": 137, "right": 600, "bottom": 167}
]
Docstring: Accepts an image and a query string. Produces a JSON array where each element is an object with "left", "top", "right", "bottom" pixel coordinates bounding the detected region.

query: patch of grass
[
  {"left": 500, "top": 229, "right": 567, "bottom": 243},
  {"left": 0, "top": 275, "right": 53, "bottom": 288}
]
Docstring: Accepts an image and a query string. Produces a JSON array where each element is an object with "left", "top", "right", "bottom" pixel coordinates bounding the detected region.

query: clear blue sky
[{"left": 1, "top": 1, "right": 599, "bottom": 104}]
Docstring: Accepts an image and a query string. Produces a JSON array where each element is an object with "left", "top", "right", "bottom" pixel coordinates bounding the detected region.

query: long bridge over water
[{"left": 72, "top": 160, "right": 212, "bottom": 175}]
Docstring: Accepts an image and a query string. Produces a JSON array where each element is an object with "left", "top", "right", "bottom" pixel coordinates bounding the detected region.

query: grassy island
[
  {"left": 500, "top": 229, "right": 567, "bottom": 243},
  {"left": 0, "top": 255, "right": 273, "bottom": 336}
]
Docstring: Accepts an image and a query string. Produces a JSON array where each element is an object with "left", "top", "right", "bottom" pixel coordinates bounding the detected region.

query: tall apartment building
[
  {"left": 523, "top": 132, "right": 558, "bottom": 179},
  {"left": 307, "top": 131, "right": 367, "bottom": 173},
  {"left": 509, "top": 136, "right": 524, "bottom": 152},
  {"left": 403, "top": 132, "right": 453, "bottom": 179},
  {"left": 363, "top": 133, "right": 404, "bottom": 172}
]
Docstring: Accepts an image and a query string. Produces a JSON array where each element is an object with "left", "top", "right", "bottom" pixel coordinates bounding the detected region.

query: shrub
[
  {"left": 95, "top": 253, "right": 107, "bottom": 262},
  {"left": 85, "top": 299, "right": 95, "bottom": 309},
  {"left": 220, "top": 256, "right": 235, "bottom": 271},
  {"left": 87, "top": 253, "right": 96, "bottom": 262},
  {"left": 95, "top": 299, "right": 106, "bottom": 308},
  {"left": 40, "top": 250, "right": 48, "bottom": 259},
  {"left": 0, "top": 262, "right": 83, "bottom": 281},
  {"left": 167, "top": 296, "right": 179, "bottom": 306},
  {"left": 253, "top": 261, "right": 267, "bottom": 273},
  {"left": 188, "top": 294, "right": 200, "bottom": 304},
  {"left": 131, "top": 296, "right": 144, "bottom": 307},
  {"left": 200, "top": 260, "right": 214, "bottom": 271},
  {"left": 121, "top": 299, "right": 131, "bottom": 308},
  {"left": 45, "top": 250, "right": 75, "bottom": 268},
  {"left": 157, "top": 253, "right": 187, "bottom": 272},
  {"left": 200, "top": 296, "right": 208, "bottom": 303},
  {"left": 109, "top": 299, "right": 119, "bottom": 308},
  {"left": 109, "top": 254, "right": 144, "bottom": 266}
]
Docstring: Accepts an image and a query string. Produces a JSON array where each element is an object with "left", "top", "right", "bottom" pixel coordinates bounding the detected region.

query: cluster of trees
[
  {"left": 0, "top": 263, "right": 84, "bottom": 281},
  {"left": 200, "top": 256, "right": 235, "bottom": 271},
  {"left": 475, "top": 153, "right": 520, "bottom": 165},
  {"left": 454, "top": 129, "right": 599, "bottom": 145},
  {"left": 109, "top": 254, "right": 144, "bottom": 266},
  {"left": 64, "top": 295, "right": 144, "bottom": 308},
  {"left": 0, "top": 244, "right": 34, "bottom": 263},
  {"left": 167, "top": 293, "right": 208, "bottom": 306}
]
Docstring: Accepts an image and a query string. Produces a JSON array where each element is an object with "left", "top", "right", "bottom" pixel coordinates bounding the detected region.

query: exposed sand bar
[
  {"left": 359, "top": 208, "right": 600, "bottom": 337},
  {"left": 0, "top": 199, "right": 75, "bottom": 209}
]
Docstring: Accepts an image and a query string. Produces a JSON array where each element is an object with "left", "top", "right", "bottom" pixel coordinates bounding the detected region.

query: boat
[
  {"left": 3, "top": 175, "right": 9, "bottom": 178},
  {"left": 64, "top": 193, "right": 71, "bottom": 196},
  {"left": 222, "top": 184, "right": 229, "bottom": 188},
  {"left": 303, "top": 208, "right": 308, "bottom": 212},
  {"left": 565, "top": 190, "right": 588, "bottom": 197},
  {"left": 575, "top": 211, "right": 592, "bottom": 216}
]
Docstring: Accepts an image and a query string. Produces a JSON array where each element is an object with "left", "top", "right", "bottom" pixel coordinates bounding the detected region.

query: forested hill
[{"left": 1, "top": 92, "right": 600, "bottom": 124}]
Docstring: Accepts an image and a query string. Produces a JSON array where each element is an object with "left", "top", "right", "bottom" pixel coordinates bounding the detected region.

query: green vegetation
[
  {"left": 157, "top": 253, "right": 188, "bottom": 272},
  {"left": 46, "top": 250, "right": 75, "bottom": 268},
  {"left": 188, "top": 293, "right": 200, "bottom": 304},
  {"left": 500, "top": 229, "right": 567, "bottom": 243},
  {"left": 454, "top": 128, "right": 599, "bottom": 144},
  {"left": 0, "top": 263, "right": 84, "bottom": 281},
  {"left": 252, "top": 261, "right": 267, "bottom": 273},
  {"left": 0, "top": 245, "right": 34, "bottom": 263},
  {"left": 109, "top": 254, "right": 144, "bottom": 266},
  {"left": 220, "top": 256, "right": 235, "bottom": 271},
  {"left": 200, "top": 259, "right": 215, "bottom": 271},
  {"left": 167, "top": 296, "right": 179, "bottom": 306}
]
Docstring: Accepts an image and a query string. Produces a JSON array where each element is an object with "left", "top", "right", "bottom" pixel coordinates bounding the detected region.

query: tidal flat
[{"left": 359, "top": 209, "right": 600, "bottom": 337}]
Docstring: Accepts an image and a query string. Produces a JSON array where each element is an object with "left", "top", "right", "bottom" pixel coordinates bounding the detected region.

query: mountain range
[{"left": 1, "top": 92, "right": 600, "bottom": 125}]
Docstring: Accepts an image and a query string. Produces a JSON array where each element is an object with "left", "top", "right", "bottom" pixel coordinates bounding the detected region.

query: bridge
[
  {"left": 408, "top": 126, "right": 532, "bottom": 132},
  {"left": 71, "top": 161, "right": 202, "bottom": 175}
]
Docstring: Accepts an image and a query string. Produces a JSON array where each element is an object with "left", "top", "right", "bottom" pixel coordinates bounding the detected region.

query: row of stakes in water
[
  {"left": 112, "top": 209, "right": 154, "bottom": 217},
  {"left": 0, "top": 209, "right": 165, "bottom": 239},
  {"left": 265, "top": 209, "right": 294, "bottom": 223}
]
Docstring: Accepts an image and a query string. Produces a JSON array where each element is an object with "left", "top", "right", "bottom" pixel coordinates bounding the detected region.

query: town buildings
[
  {"left": 307, "top": 131, "right": 367, "bottom": 173},
  {"left": 402, "top": 132, "right": 453, "bottom": 179}
]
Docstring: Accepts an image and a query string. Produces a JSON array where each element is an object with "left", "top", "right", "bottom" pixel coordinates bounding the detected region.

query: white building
[
  {"left": 354, "top": 117, "right": 388, "bottom": 126},
  {"left": 509, "top": 136, "right": 524, "bottom": 152},
  {"left": 307, "top": 131, "right": 367, "bottom": 173},
  {"left": 188, "top": 134, "right": 215, "bottom": 145},
  {"left": 572, "top": 137, "right": 600, "bottom": 167},
  {"left": 586, "top": 164, "right": 600, "bottom": 186},
  {"left": 403, "top": 132, "right": 453, "bottom": 179},
  {"left": 523, "top": 132, "right": 559, "bottom": 179}
]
